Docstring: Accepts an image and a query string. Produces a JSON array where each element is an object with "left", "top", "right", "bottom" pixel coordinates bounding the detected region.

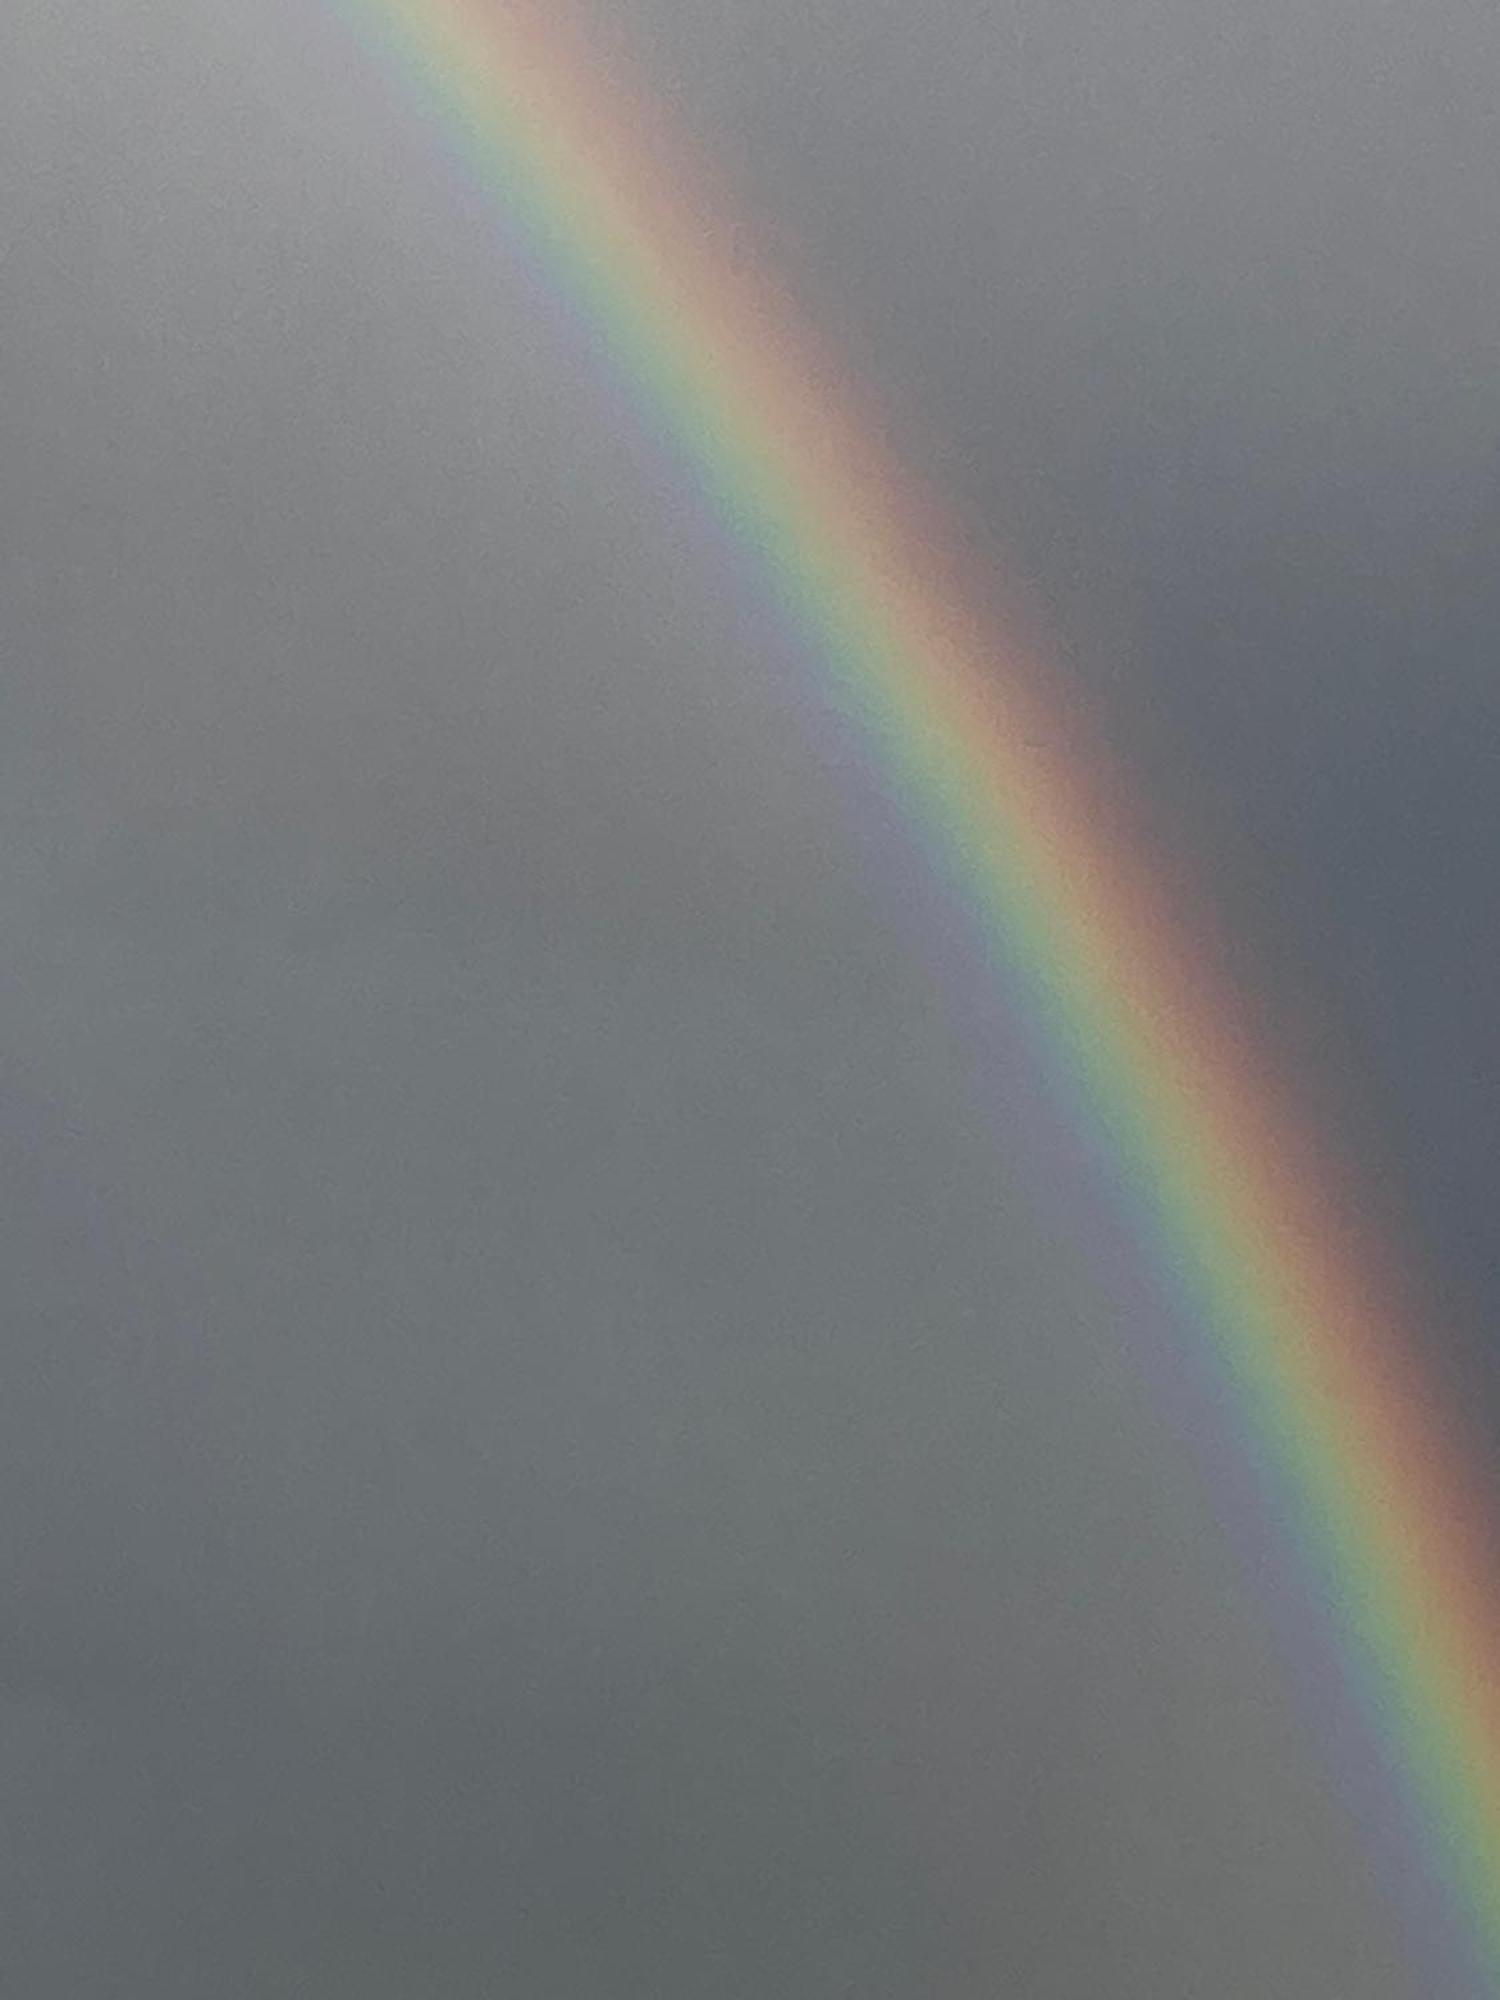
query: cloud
[{"left": 0, "top": 0, "right": 1488, "bottom": 1990}]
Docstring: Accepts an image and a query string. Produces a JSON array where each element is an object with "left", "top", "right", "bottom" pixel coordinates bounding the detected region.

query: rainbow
[{"left": 331, "top": 0, "right": 1500, "bottom": 1978}]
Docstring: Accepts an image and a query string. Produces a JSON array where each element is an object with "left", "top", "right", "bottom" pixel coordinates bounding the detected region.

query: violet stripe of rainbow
[{"left": 331, "top": 0, "right": 1500, "bottom": 1974}]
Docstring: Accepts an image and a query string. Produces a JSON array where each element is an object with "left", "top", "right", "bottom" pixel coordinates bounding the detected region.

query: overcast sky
[{"left": 3, "top": 1, "right": 1497, "bottom": 1992}]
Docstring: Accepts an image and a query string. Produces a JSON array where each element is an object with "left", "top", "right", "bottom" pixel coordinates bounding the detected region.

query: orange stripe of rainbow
[{"left": 333, "top": 0, "right": 1500, "bottom": 1976}]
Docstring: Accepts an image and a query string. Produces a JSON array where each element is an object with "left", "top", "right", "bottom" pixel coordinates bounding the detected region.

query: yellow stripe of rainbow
[{"left": 333, "top": 0, "right": 1500, "bottom": 1976}]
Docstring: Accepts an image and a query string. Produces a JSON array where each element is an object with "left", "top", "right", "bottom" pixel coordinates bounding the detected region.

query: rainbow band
[{"left": 333, "top": 0, "right": 1500, "bottom": 1974}]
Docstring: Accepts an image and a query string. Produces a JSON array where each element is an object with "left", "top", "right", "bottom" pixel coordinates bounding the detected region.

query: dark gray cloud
[
  {"left": 1, "top": 0, "right": 1492, "bottom": 1991},
  {"left": 610, "top": 0, "right": 1500, "bottom": 1363}
]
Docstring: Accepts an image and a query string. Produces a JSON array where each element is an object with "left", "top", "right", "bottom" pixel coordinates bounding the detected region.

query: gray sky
[{"left": 2, "top": 0, "right": 1496, "bottom": 1991}]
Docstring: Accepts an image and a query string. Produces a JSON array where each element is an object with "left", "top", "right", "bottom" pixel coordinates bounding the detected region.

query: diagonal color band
[{"left": 329, "top": 0, "right": 1500, "bottom": 1980}]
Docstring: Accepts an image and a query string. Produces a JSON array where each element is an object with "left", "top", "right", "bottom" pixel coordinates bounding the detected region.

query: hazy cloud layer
[{"left": 1, "top": 0, "right": 1494, "bottom": 1991}]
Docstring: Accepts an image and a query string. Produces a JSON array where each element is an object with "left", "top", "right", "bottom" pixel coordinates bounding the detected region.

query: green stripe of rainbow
[{"left": 333, "top": 0, "right": 1500, "bottom": 1973}]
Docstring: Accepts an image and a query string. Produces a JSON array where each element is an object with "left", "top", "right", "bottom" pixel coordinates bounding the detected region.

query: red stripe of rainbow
[{"left": 332, "top": 0, "right": 1500, "bottom": 1974}]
